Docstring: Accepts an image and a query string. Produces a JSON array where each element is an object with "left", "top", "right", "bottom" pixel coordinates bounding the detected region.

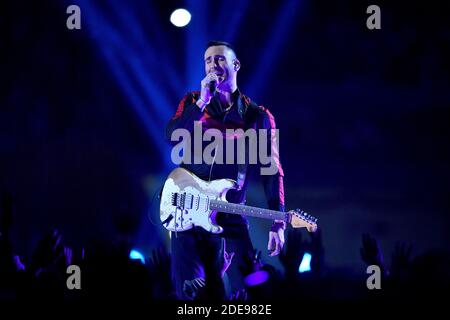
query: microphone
[{"left": 208, "top": 80, "right": 217, "bottom": 96}]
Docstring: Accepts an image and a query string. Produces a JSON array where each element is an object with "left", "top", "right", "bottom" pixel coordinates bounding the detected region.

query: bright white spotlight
[
  {"left": 298, "top": 252, "right": 312, "bottom": 273},
  {"left": 129, "top": 249, "right": 145, "bottom": 264},
  {"left": 170, "top": 8, "right": 191, "bottom": 27}
]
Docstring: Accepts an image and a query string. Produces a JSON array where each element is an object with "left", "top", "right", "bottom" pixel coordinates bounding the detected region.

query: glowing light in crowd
[
  {"left": 243, "top": 270, "right": 269, "bottom": 286},
  {"left": 170, "top": 9, "right": 191, "bottom": 27},
  {"left": 129, "top": 249, "right": 146, "bottom": 264},
  {"left": 298, "top": 252, "right": 312, "bottom": 273}
]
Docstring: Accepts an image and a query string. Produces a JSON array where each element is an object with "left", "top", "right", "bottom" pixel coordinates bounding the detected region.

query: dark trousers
[{"left": 171, "top": 214, "right": 254, "bottom": 300}]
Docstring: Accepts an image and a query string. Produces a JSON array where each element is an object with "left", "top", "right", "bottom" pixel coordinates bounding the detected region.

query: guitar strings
[{"left": 208, "top": 145, "right": 218, "bottom": 182}]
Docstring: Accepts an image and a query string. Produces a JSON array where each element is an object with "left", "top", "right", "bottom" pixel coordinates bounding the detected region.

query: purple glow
[{"left": 243, "top": 270, "right": 269, "bottom": 287}]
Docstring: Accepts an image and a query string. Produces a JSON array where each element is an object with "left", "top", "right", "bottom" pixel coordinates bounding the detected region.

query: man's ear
[{"left": 233, "top": 59, "right": 241, "bottom": 71}]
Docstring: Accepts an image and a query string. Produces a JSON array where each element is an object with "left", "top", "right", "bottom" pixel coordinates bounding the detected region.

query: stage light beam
[{"left": 170, "top": 9, "right": 191, "bottom": 27}]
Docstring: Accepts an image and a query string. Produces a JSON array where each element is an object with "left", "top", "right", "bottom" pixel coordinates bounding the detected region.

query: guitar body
[
  {"left": 160, "top": 167, "right": 236, "bottom": 233},
  {"left": 160, "top": 168, "right": 318, "bottom": 233}
]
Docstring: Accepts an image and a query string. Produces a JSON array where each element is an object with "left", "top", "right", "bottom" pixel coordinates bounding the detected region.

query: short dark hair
[{"left": 206, "top": 40, "right": 237, "bottom": 56}]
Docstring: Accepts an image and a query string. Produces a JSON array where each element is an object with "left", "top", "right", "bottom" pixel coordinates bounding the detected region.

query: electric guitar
[{"left": 159, "top": 167, "right": 318, "bottom": 233}]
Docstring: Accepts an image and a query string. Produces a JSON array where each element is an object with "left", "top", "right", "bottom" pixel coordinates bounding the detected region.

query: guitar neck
[{"left": 209, "top": 199, "right": 288, "bottom": 222}]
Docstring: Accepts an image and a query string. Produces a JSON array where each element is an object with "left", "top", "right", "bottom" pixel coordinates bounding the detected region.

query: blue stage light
[
  {"left": 298, "top": 252, "right": 312, "bottom": 273},
  {"left": 170, "top": 9, "right": 191, "bottom": 27},
  {"left": 129, "top": 249, "right": 145, "bottom": 264}
]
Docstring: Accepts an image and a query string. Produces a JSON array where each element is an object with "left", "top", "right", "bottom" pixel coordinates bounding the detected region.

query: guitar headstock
[{"left": 289, "top": 209, "right": 318, "bottom": 233}]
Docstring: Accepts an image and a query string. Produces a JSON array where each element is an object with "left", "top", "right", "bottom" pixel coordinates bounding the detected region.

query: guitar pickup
[{"left": 185, "top": 194, "right": 194, "bottom": 209}]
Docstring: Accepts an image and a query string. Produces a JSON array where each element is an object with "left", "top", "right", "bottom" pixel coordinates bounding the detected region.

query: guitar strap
[{"left": 236, "top": 99, "right": 260, "bottom": 191}]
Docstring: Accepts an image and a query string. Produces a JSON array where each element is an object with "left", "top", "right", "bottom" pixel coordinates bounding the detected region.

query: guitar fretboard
[{"left": 209, "top": 199, "right": 287, "bottom": 222}]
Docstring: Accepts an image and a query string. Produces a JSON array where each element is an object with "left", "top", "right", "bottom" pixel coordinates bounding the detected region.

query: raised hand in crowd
[
  {"left": 360, "top": 233, "right": 388, "bottom": 276},
  {"left": 391, "top": 241, "right": 413, "bottom": 279}
]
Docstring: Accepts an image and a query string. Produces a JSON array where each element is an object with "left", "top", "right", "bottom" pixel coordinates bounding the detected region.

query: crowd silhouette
[{"left": 1, "top": 190, "right": 449, "bottom": 304}]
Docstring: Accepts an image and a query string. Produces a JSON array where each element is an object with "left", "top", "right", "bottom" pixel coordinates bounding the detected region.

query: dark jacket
[{"left": 166, "top": 89, "right": 285, "bottom": 230}]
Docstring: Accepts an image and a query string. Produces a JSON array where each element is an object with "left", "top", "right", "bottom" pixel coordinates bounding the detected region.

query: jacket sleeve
[
  {"left": 166, "top": 92, "right": 204, "bottom": 142},
  {"left": 257, "top": 106, "right": 286, "bottom": 213}
]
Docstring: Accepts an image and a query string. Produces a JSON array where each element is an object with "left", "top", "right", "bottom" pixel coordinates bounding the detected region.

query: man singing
[{"left": 166, "top": 41, "right": 285, "bottom": 300}]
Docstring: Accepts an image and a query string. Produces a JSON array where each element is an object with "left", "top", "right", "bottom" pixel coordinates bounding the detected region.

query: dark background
[{"left": 1, "top": 0, "right": 449, "bottom": 274}]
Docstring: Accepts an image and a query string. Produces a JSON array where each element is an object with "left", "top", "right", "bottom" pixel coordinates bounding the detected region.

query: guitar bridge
[
  {"left": 171, "top": 193, "right": 178, "bottom": 206},
  {"left": 171, "top": 192, "right": 193, "bottom": 209}
]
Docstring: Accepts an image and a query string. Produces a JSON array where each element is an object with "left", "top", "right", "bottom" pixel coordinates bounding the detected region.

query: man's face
[{"left": 204, "top": 45, "right": 239, "bottom": 87}]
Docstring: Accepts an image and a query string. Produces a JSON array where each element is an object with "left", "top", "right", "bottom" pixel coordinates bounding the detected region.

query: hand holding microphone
[{"left": 200, "top": 73, "right": 219, "bottom": 104}]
